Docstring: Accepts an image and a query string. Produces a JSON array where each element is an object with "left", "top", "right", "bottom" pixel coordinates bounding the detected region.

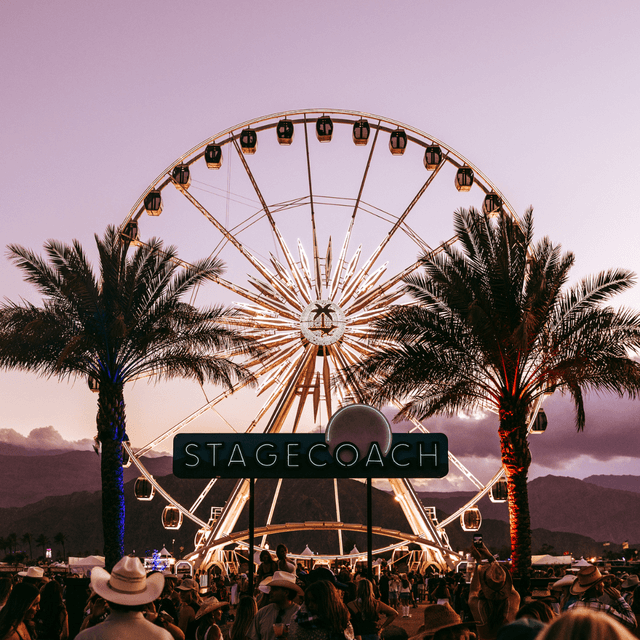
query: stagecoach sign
[{"left": 173, "top": 405, "right": 448, "bottom": 479}]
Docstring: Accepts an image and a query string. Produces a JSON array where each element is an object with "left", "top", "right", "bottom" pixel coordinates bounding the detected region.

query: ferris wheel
[{"left": 118, "top": 109, "right": 549, "bottom": 572}]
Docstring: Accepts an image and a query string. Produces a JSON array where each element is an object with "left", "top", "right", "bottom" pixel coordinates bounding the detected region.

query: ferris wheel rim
[{"left": 121, "top": 108, "right": 519, "bottom": 232}]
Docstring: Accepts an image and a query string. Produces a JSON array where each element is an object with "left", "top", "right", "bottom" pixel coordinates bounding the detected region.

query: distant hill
[
  {"left": 583, "top": 475, "right": 640, "bottom": 494},
  {"left": 0, "top": 451, "right": 173, "bottom": 508},
  {"left": 0, "top": 472, "right": 624, "bottom": 563},
  {"left": 2, "top": 447, "right": 639, "bottom": 561},
  {"left": 418, "top": 475, "right": 640, "bottom": 545}
]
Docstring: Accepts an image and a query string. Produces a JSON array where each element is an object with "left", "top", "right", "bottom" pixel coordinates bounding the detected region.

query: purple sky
[{"left": 1, "top": 0, "right": 640, "bottom": 491}]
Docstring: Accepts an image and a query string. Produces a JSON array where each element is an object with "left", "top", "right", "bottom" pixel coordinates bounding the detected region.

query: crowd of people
[{"left": 1, "top": 541, "right": 639, "bottom": 640}]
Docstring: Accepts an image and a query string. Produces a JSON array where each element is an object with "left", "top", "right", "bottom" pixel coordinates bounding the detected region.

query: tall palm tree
[
  {"left": 21, "top": 533, "right": 33, "bottom": 560},
  {"left": 0, "top": 226, "right": 260, "bottom": 570},
  {"left": 35, "top": 534, "right": 48, "bottom": 560},
  {"left": 53, "top": 532, "right": 67, "bottom": 562},
  {"left": 6, "top": 533, "right": 17, "bottom": 556},
  {"left": 349, "top": 207, "right": 640, "bottom": 579}
]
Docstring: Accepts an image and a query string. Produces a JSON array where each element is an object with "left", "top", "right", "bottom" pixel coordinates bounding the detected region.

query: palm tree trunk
[
  {"left": 97, "top": 382, "right": 126, "bottom": 571},
  {"left": 499, "top": 416, "right": 532, "bottom": 583}
]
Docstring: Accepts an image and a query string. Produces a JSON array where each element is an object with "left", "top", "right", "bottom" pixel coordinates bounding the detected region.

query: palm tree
[
  {"left": 349, "top": 207, "right": 640, "bottom": 580},
  {"left": 53, "top": 532, "right": 67, "bottom": 562},
  {"left": 0, "top": 537, "right": 7, "bottom": 558},
  {"left": 0, "top": 226, "right": 259, "bottom": 570},
  {"left": 7, "top": 533, "right": 17, "bottom": 556},
  {"left": 21, "top": 533, "right": 33, "bottom": 560},
  {"left": 35, "top": 534, "right": 48, "bottom": 560}
]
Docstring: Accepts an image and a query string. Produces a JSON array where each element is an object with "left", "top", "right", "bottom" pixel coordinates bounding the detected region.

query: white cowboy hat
[
  {"left": 195, "top": 596, "right": 229, "bottom": 620},
  {"left": 258, "top": 575, "right": 273, "bottom": 593},
  {"left": 18, "top": 566, "right": 46, "bottom": 579},
  {"left": 267, "top": 571, "right": 303, "bottom": 596},
  {"left": 551, "top": 574, "right": 576, "bottom": 590},
  {"left": 91, "top": 555, "right": 164, "bottom": 606}
]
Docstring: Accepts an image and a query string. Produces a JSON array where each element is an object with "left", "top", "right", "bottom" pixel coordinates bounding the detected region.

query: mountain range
[{"left": 0, "top": 447, "right": 638, "bottom": 561}]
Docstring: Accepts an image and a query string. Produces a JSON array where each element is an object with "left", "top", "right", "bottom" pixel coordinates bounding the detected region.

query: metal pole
[
  {"left": 249, "top": 477, "right": 255, "bottom": 595},
  {"left": 367, "top": 478, "right": 373, "bottom": 580}
]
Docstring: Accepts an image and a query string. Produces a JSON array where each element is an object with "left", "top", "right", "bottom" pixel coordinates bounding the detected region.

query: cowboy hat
[
  {"left": 91, "top": 555, "right": 164, "bottom": 606},
  {"left": 258, "top": 575, "right": 273, "bottom": 593},
  {"left": 18, "top": 566, "right": 46, "bottom": 579},
  {"left": 268, "top": 571, "right": 303, "bottom": 596},
  {"left": 551, "top": 574, "right": 576, "bottom": 590},
  {"left": 416, "top": 604, "right": 475, "bottom": 637},
  {"left": 570, "top": 565, "right": 605, "bottom": 595},
  {"left": 478, "top": 562, "right": 515, "bottom": 601},
  {"left": 621, "top": 574, "right": 640, "bottom": 590},
  {"left": 195, "top": 596, "right": 229, "bottom": 620},
  {"left": 307, "top": 567, "right": 348, "bottom": 591},
  {"left": 176, "top": 578, "right": 199, "bottom": 591}
]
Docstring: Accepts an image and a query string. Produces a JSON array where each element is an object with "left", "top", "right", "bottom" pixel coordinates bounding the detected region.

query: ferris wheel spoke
[
  {"left": 173, "top": 178, "right": 281, "bottom": 286},
  {"left": 346, "top": 235, "right": 457, "bottom": 315},
  {"left": 189, "top": 478, "right": 218, "bottom": 515},
  {"left": 262, "top": 345, "right": 317, "bottom": 434},
  {"left": 232, "top": 138, "right": 312, "bottom": 304},
  {"left": 303, "top": 115, "right": 322, "bottom": 298},
  {"left": 331, "top": 346, "right": 365, "bottom": 404},
  {"left": 244, "top": 345, "right": 315, "bottom": 434},
  {"left": 291, "top": 349, "right": 319, "bottom": 433},
  {"left": 328, "top": 123, "right": 381, "bottom": 300},
  {"left": 260, "top": 477, "right": 284, "bottom": 548},
  {"left": 322, "top": 349, "right": 332, "bottom": 418},
  {"left": 135, "top": 376, "right": 257, "bottom": 456},
  {"left": 404, "top": 410, "right": 485, "bottom": 490},
  {"left": 339, "top": 164, "right": 445, "bottom": 309}
]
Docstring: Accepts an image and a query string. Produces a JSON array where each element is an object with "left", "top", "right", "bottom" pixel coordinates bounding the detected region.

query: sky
[{"left": 1, "top": 0, "right": 640, "bottom": 493}]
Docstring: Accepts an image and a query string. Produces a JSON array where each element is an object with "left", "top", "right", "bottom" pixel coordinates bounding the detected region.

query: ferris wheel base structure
[{"left": 182, "top": 476, "right": 461, "bottom": 574}]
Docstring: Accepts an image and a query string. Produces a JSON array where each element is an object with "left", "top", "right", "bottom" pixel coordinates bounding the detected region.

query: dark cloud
[
  {"left": 0, "top": 426, "right": 94, "bottom": 450},
  {"left": 382, "top": 391, "right": 640, "bottom": 473}
]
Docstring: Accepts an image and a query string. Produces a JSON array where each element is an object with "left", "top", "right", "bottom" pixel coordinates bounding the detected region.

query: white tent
[
  {"left": 531, "top": 555, "right": 573, "bottom": 566},
  {"left": 68, "top": 555, "right": 105, "bottom": 575},
  {"left": 300, "top": 545, "right": 314, "bottom": 556},
  {"left": 573, "top": 558, "right": 592, "bottom": 567}
]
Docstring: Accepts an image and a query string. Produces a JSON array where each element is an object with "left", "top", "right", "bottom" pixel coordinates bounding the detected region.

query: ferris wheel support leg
[{"left": 388, "top": 478, "right": 456, "bottom": 571}]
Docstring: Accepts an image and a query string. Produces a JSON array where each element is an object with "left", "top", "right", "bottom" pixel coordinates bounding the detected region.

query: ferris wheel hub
[{"left": 300, "top": 300, "right": 346, "bottom": 346}]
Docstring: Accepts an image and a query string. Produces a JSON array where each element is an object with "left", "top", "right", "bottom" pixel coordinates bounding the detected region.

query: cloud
[
  {"left": 381, "top": 391, "right": 640, "bottom": 481},
  {"left": 0, "top": 426, "right": 94, "bottom": 451}
]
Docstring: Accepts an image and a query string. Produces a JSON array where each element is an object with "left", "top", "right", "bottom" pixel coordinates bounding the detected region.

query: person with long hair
[
  {"left": 0, "top": 582, "right": 40, "bottom": 640},
  {"left": 515, "top": 601, "right": 556, "bottom": 624},
  {"left": 231, "top": 596, "right": 258, "bottom": 640},
  {"left": 536, "top": 608, "right": 636, "bottom": 640},
  {"left": 347, "top": 578, "right": 397, "bottom": 640},
  {"left": 257, "top": 553, "right": 277, "bottom": 584},
  {"left": 289, "top": 581, "right": 354, "bottom": 640},
  {"left": 0, "top": 579, "right": 12, "bottom": 614},
  {"left": 177, "top": 579, "right": 204, "bottom": 640},
  {"left": 35, "top": 580, "right": 69, "bottom": 640},
  {"left": 399, "top": 575, "right": 413, "bottom": 618},
  {"left": 468, "top": 544, "right": 520, "bottom": 640}
]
